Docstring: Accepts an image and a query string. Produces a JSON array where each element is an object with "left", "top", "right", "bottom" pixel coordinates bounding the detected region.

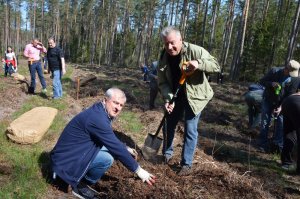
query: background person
[
  {"left": 281, "top": 92, "right": 300, "bottom": 173},
  {"left": 258, "top": 60, "right": 300, "bottom": 153},
  {"left": 157, "top": 26, "right": 220, "bottom": 175},
  {"left": 47, "top": 38, "right": 66, "bottom": 99},
  {"left": 149, "top": 60, "right": 159, "bottom": 110},
  {"left": 4, "top": 46, "right": 18, "bottom": 76},
  {"left": 244, "top": 83, "right": 264, "bottom": 129},
  {"left": 51, "top": 88, "right": 156, "bottom": 199},
  {"left": 140, "top": 62, "right": 149, "bottom": 82},
  {"left": 23, "top": 38, "right": 47, "bottom": 94}
]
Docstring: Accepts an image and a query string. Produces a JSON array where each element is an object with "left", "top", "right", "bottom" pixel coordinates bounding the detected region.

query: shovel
[{"left": 141, "top": 62, "right": 192, "bottom": 160}]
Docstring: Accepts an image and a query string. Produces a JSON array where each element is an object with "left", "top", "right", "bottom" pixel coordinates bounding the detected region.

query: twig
[
  {"left": 248, "top": 136, "right": 251, "bottom": 172},
  {"left": 211, "top": 130, "right": 218, "bottom": 156}
]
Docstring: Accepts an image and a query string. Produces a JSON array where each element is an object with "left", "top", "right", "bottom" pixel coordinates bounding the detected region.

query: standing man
[
  {"left": 158, "top": 26, "right": 220, "bottom": 175},
  {"left": 281, "top": 92, "right": 300, "bottom": 173},
  {"left": 51, "top": 88, "right": 156, "bottom": 199},
  {"left": 149, "top": 60, "right": 159, "bottom": 110},
  {"left": 47, "top": 38, "right": 66, "bottom": 99},
  {"left": 23, "top": 38, "right": 47, "bottom": 94}
]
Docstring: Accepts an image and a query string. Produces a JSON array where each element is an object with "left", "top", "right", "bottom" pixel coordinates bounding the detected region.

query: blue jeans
[
  {"left": 29, "top": 61, "right": 47, "bottom": 91},
  {"left": 84, "top": 146, "right": 114, "bottom": 185},
  {"left": 259, "top": 99, "right": 283, "bottom": 150},
  {"left": 4, "top": 63, "right": 14, "bottom": 76},
  {"left": 244, "top": 90, "right": 263, "bottom": 128},
  {"left": 162, "top": 97, "right": 201, "bottom": 167},
  {"left": 53, "top": 70, "right": 63, "bottom": 98}
]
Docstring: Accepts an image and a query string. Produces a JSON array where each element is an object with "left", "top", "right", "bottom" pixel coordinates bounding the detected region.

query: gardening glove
[
  {"left": 127, "top": 146, "right": 138, "bottom": 160},
  {"left": 135, "top": 166, "right": 156, "bottom": 185}
]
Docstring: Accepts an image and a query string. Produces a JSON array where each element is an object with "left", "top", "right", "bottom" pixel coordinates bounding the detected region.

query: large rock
[
  {"left": 6, "top": 107, "right": 58, "bottom": 144},
  {"left": 11, "top": 73, "right": 26, "bottom": 81}
]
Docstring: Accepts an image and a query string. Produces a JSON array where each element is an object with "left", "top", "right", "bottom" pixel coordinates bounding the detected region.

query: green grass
[
  {"left": 212, "top": 142, "right": 286, "bottom": 175},
  {"left": 118, "top": 110, "right": 147, "bottom": 145},
  {"left": 0, "top": 61, "right": 72, "bottom": 198},
  {"left": 119, "top": 111, "right": 143, "bottom": 134}
]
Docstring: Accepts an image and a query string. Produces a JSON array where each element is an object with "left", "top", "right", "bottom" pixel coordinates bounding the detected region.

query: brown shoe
[{"left": 177, "top": 165, "right": 192, "bottom": 176}]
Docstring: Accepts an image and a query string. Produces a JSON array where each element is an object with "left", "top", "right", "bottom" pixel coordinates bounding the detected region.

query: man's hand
[
  {"left": 135, "top": 166, "right": 156, "bottom": 185},
  {"left": 127, "top": 146, "right": 138, "bottom": 160},
  {"left": 271, "top": 82, "right": 280, "bottom": 88},
  {"left": 62, "top": 68, "right": 66, "bottom": 75},
  {"left": 165, "top": 102, "right": 175, "bottom": 114},
  {"left": 273, "top": 106, "right": 282, "bottom": 116},
  {"left": 183, "top": 60, "right": 199, "bottom": 74}
]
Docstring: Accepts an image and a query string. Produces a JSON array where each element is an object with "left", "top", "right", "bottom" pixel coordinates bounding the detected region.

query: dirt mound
[
  {"left": 96, "top": 149, "right": 271, "bottom": 199},
  {"left": 0, "top": 77, "right": 28, "bottom": 120}
]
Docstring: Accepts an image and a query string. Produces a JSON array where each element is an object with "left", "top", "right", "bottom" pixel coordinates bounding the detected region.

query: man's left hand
[{"left": 183, "top": 60, "right": 198, "bottom": 74}]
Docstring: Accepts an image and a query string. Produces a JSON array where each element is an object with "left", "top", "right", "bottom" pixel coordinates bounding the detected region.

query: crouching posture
[{"left": 51, "top": 88, "right": 156, "bottom": 199}]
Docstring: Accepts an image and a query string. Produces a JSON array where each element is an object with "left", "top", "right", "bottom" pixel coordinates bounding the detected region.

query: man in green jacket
[{"left": 158, "top": 26, "right": 220, "bottom": 175}]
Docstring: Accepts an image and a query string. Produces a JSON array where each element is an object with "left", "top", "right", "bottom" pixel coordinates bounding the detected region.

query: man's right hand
[
  {"left": 135, "top": 166, "right": 156, "bottom": 185},
  {"left": 271, "top": 82, "right": 280, "bottom": 88},
  {"left": 165, "top": 102, "right": 175, "bottom": 114}
]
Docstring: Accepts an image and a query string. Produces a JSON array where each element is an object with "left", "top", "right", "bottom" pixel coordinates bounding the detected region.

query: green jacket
[{"left": 158, "top": 42, "right": 220, "bottom": 115}]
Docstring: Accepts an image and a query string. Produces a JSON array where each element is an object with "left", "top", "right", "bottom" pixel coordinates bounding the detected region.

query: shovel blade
[{"left": 141, "top": 134, "right": 163, "bottom": 160}]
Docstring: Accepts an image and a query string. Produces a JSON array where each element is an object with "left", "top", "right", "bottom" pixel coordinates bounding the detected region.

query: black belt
[{"left": 28, "top": 60, "right": 40, "bottom": 64}]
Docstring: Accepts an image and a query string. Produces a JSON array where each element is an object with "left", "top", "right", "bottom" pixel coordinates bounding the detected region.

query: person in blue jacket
[
  {"left": 244, "top": 83, "right": 265, "bottom": 129},
  {"left": 51, "top": 87, "right": 156, "bottom": 199}
]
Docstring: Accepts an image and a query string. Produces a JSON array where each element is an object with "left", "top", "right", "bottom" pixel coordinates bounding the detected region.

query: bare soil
[{"left": 1, "top": 62, "right": 300, "bottom": 198}]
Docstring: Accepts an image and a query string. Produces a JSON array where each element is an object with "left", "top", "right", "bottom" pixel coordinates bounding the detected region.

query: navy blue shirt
[
  {"left": 47, "top": 46, "right": 64, "bottom": 71},
  {"left": 51, "top": 102, "right": 139, "bottom": 188}
]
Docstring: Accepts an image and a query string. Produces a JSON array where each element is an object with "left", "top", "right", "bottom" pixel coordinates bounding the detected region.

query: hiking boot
[
  {"left": 281, "top": 164, "right": 296, "bottom": 171},
  {"left": 270, "top": 143, "right": 282, "bottom": 154},
  {"left": 72, "top": 181, "right": 99, "bottom": 199},
  {"left": 42, "top": 88, "right": 47, "bottom": 94},
  {"left": 177, "top": 165, "right": 192, "bottom": 176},
  {"left": 258, "top": 147, "right": 267, "bottom": 153},
  {"left": 164, "top": 154, "right": 172, "bottom": 164}
]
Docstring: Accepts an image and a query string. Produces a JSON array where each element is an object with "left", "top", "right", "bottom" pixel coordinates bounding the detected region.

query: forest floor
[{"left": 1, "top": 60, "right": 300, "bottom": 198}]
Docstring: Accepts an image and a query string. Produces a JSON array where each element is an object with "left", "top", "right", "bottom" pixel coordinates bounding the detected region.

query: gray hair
[
  {"left": 160, "top": 26, "right": 181, "bottom": 40},
  {"left": 105, "top": 87, "right": 127, "bottom": 101},
  {"left": 48, "top": 37, "right": 56, "bottom": 43}
]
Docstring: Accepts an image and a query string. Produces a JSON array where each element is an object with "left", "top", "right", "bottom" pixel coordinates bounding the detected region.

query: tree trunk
[
  {"left": 180, "top": 0, "right": 188, "bottom": 38},
  {"left": 208, "top": 0, "right": 220, "bottom": 52},
  {"left": 201, "top": 0, "right": 210, "bottom": 46},
  {"left": 193, "top": 1, "right": 202, "bottom": 44},
  {"left": 119, "top": 0, "right": 130, "bottom": 67},
  {"left": 5, "top": 0, "right": 9, "bottom": 49},
  {"left": 230, "top": 0, "right": 250, "bottom": 80},
  {"left": 220, "top": 0, "right": 235, "bottom": 72},
  {"left": 285, "top": 0, "right": 300, "bottom": 64},
  {"left": 33, "top": 0, "right": 36, "bottom": 38}
]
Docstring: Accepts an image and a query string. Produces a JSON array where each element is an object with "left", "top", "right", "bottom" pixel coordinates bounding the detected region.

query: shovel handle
[
  {"left": 152, "top": 63, "right": 191, "bottom": 138},
  {"left": 153, "top": 83, "right": 183, "bottom": 138}
]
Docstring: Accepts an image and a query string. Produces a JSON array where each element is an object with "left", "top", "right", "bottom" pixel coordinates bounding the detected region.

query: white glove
[
  {"left": 135, "top": 166, "right": 156, "bottom": 185},
  {"left": 127, "top": 146, "right": 138, "bottom": 160}
]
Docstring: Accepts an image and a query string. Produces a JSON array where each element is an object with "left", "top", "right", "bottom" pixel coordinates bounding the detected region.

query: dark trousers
[
  {"left": 149, "top": 82, "right": 158, "bottom": 109},
  {"left": 281, "top": 95, "right": 300, "bottom": 173},
  {"left": 28, "top": 61, "right": 47, "bottom": 92}
]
